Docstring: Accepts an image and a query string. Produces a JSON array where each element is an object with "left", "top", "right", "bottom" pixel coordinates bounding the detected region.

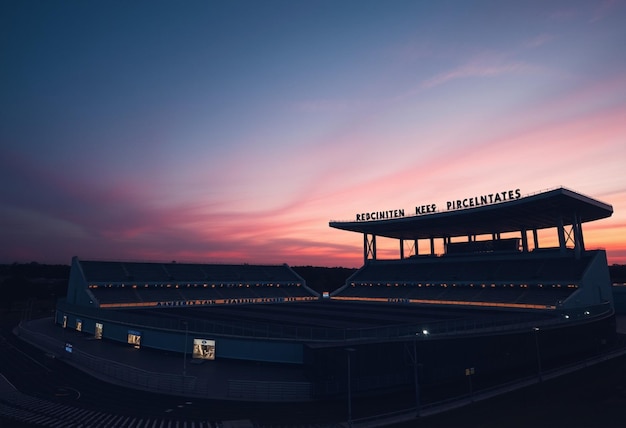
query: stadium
[{"left": 45, "top": 186, "right": 617, "bottom": 408}]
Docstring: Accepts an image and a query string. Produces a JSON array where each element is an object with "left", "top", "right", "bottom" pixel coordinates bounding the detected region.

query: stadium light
[{"left": 422, "top": 329, "right": 429, "bottom": 335}]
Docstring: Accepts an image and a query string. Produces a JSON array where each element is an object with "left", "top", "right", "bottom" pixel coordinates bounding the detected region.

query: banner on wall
[
  {"left": 127, "top": 330, "right": 141, "bottom": 348},
  {"left": 95, "top": 322, "right": 103, "bottom": 339},
  {"left": 192, "top": 338, "right": 215, "bottom": 360}
]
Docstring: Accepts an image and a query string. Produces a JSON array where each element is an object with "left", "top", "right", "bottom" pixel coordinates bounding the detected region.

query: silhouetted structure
[{"left": 53, "top": 187, "right": 616, "bottom": 401}]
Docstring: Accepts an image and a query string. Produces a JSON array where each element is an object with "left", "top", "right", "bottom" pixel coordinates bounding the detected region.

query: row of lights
[
  {"left": 90, "top": 282, "right": 302, "bottom": 289},
  {"left": 351, "top": 282, "right": 578, "bottom": 289}
]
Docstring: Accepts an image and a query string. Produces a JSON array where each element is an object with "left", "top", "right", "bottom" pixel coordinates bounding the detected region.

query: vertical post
[
  {"left": 346, "top": 348, "right": 355, "bottom": 427},
  {"left": 465, "top": 367, "right": 475, "bottom": 401},
  {"left": 521, "top": 228, "right": 528, "bottom": 252},
  {"left": 573, "top": 213, "right": 584, "bottom": 258},
  {"left": 557, "top": 216, "right": 566, "bottom": 253},
  {"left": 577, "top": 214, "right": 585, "bottom": 252},
  {"left": 183, "top": 321, "right": 188, "bottom": 377},
  {"left": 372, "top": 235, "right": 377, "bottom": 260},
  {"left": 534, "top": 327, "right": 542, "bottom": 381},
  {"left": 413, "top": 340, "right": 420, "bottom": 417},
  {"left": 363, "top": 234, "right": 377, "bottom": 262}
]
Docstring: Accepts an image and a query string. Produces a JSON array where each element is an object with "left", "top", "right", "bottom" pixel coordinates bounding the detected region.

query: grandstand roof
[{"left": 329, "top": 187, "right": 613, "bottom": 240}]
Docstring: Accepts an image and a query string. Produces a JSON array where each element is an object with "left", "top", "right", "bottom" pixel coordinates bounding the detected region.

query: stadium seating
[
  {"left": 81, "top": 261, "right": 316, "bottom": 308},
  {"left": 336, "top": 254, "right": 590, "bottom": 308}
]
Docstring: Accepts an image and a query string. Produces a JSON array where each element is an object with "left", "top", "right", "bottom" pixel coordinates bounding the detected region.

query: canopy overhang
[{"left": 329, "top": 188, "right": 613, "bottom": 240}]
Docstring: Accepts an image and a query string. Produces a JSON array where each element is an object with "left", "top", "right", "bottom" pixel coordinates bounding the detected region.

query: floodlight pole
[
  {"left": 346, "top": 347, "right": 355, "bottom": 427},
  {"left": 533, "top": 327, "right": 542, "bottom": 381},
  {"left": 413, "top": 339, "right": 421, "bottom": 417},
  {"left": 183, "top": 321, "right": 188, "bottom": 377}
]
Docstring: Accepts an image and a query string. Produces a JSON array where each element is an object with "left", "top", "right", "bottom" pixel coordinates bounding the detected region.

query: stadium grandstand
[
  {"left": 80, "top": 261, "right": 317, "bottom": 308},
  {"left": 46, "top": 186, "right": 617, "bottom": 404}
]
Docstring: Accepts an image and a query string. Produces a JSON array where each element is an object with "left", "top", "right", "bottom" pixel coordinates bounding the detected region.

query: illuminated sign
[
  {"left": 446, "top": 189, "right": 521, "bottom": 211},
  {"left": 415, "top": 204, "right": 437, "bottom": 215},
  {"left": 355, "top": 188, "right": 522, "bottom": 221},
  {"left": 356, "top": 209, "right": 404, "bottom": 222},
  {"left": 95, "top": 322, "right": 103, "bottom": 340},
  {"left": 127, "top": 330, "right": 141, "bottom": 348},
  {"left": 192, "top": 339, "right": 215, "bottom": 360}
]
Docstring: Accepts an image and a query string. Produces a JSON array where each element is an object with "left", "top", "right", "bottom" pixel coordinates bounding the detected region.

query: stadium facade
[{"left": 54, "top": 187, "right": 616, "bottom": 402}]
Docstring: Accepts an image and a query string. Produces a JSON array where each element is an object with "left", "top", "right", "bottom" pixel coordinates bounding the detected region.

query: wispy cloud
[
  {"left": 591, "top": 0, "right": 621, "bottom": 23},
  {"left": 523, "top": 33, "right": 555, "bottom": 49},
  {"left": 421, "top": 59, "right": 538, "bottom": 89},
  {"left": 294, "top": 98, "right": 367, "bottom": 113}
]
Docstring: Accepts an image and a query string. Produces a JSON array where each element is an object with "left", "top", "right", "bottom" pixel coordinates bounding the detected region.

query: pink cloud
[
  {"left": 294, "top": 98, "right": 368, "bottom": 113},
  {"left": 421, "top": 60, "right": 540, "bottom": 89},
  {"left": 523, "top": 33, "right": 555, "bottom": 49}
]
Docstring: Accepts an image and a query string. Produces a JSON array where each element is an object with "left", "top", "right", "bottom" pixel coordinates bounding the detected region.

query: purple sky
[{"left": 1, "top": 0, "right": 625, "bottom": 267}]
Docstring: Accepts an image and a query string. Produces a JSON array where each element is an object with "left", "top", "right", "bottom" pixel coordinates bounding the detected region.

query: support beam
[
  {"left": 400, "top": 239, "right": 405, "bottom": 260},
  {"left": 557, "top": 217, "right": 566, "bottom": 253},
  {"left": 573, "top": 213, "right": 585, "bottom": 258},
  {"left": 364, "top": 234, "right": 377, "bottom": 263},
  {"left": 578, "top": 216, "right": 585, "bottom": 252},
  {"left": 521, "top": 229, "right": 529, "bottom": 252}
]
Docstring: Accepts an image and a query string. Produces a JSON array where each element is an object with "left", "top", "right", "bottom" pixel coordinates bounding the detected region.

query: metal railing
[
  {"left": 56, "top": 300, "right": 613, "bottom": 343},
  {"left": 15, "top": 321, "right": 312, "bottom": 402}
]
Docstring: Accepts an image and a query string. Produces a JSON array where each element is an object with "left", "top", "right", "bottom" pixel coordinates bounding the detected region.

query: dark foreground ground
[
  {"left": 396, "top": 352, "right": 626, "bottom": 428},
  {"left": 2, "top": 305, "right": 626, "bottom": 428},
  {"left": 3, "top": 344, "right": 626, "bottom": 428}
]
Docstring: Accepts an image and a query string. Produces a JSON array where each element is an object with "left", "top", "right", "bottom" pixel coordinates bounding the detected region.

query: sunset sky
[{"left": 2, "top": 0, "right": 625, "bottom": 268}]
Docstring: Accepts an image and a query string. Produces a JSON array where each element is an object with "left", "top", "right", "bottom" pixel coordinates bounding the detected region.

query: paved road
[
  {"left": 0, "top": 317, "right": 354, "bottom": 427},
  {"left": 5, "top": 314, "right": 626, "bottom": 428},
  {"left": 0, "top": 320, "right": 255, "bottom": 426}
]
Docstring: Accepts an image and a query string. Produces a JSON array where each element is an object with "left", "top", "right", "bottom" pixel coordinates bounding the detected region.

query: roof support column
[
  {"left": 521, "top": 229, "right": 529, "bottom": 252},
  {"left": 430, "top": 238, "right": 435, "bottom": 256},
  {"left": 573, "top": 213, "right": 585, "bottom": 259},
  {"left": 577, "top": 215, "right": 585, "bottom": 252},
  {"left": 400, "top": 239, "right": 405, "bottom": 260},
  {"left": 533, "top": 229, "right": 539, "bottom": 250},
  {"left": 557, "top": 216, "right": 566, "bottom": 253},
  {"left": 364, "top": 234, "right": 377, "bottom": 263}
]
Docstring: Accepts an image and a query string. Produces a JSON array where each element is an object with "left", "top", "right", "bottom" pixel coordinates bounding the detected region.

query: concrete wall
[{"left": 55, "top": 308, "right": 304, "bottom": 364}]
